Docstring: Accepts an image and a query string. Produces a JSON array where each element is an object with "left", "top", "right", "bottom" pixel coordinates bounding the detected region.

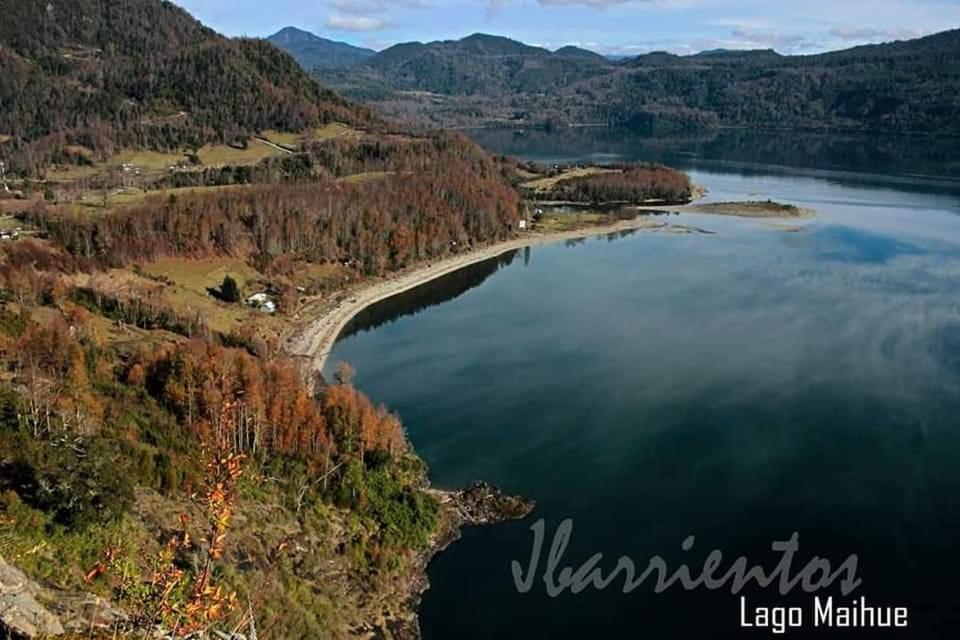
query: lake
[{"left": 328, "top": 129, "right": 960, "bottom": 638}]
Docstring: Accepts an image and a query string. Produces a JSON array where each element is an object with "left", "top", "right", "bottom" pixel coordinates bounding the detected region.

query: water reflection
[
  {"left": 329, "top": 129, "right": 960, "bottom": 639},
  {"left": 338, "top": 249, "right": 521, "bottom": 341},
  {"left": 474, "top": 127, "right": 960, "bottom": 199}
]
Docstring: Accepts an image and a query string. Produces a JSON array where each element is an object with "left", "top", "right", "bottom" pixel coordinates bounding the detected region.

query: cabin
[{"left": 518, "top": 219, "right": 528, "bottom": 230}]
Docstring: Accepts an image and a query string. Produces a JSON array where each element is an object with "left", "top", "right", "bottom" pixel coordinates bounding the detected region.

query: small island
[
  {"left": 509, "top": 163, "right": 813, "bottom": 232},
  {"left": 674, "top": 200, "right": 815, "bottom": 218},
  {"left": 518, "top": 162, "right": 694, "bottom": 206}
]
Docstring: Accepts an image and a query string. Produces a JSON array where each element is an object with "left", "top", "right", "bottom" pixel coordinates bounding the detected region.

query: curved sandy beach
[{"left": 286, "top": 216, "right": 668, "bottom": 373}]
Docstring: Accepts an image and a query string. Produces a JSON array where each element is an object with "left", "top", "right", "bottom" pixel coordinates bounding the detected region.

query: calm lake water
[{"left": 329, "top": 129, "right": 960, "bottom": 638}]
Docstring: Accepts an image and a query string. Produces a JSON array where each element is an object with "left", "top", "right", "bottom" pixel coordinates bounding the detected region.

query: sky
[{"left": 173, "top": 0, "right": 960, "bottom": 56}]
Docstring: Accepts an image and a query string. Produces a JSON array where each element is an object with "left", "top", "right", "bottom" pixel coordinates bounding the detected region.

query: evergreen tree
[{"left": 221, "top": 275, "right": 241, "bottom": 303}]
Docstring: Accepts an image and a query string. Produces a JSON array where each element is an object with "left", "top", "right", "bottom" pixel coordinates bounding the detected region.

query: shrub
[{"left": 220, "top": 275, "right": 242, "bottom": 303}]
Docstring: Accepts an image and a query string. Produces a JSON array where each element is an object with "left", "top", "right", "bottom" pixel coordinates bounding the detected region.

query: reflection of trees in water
[
  {"left": 471, "top": 128, "right": 960, "bottom": 192},
  {"left": 605, "top": 229, "right": 637, "bottom": 242},
  {"left": 338, "top": 250, "right": 521, "bottom": 341}
]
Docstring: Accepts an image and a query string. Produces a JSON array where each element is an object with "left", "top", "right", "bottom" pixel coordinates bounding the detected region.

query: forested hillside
[
  {"left": 304, "top": 30, "right": 960, "bottom": 134},
  {"left": 0, "top": 0, "right": 372, "bottom": 174},
  {"left": 0, "top": 2, "right": 530, "bottom": 638},
  {"left": 267, "top": 27, "right": 375, "bottom": 70},
  {"left": 312, "top": 33, "right": 611, "bottom": 104},
  {"left": 24, "top": 132, "right": 521, "bottom": 274}
]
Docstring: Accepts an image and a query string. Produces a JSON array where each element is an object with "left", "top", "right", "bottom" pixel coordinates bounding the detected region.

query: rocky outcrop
[
  {"left": 383, "top": 482, "right": 535, "bottom": 639},
  {"left": 0, "top": 557, "right": 129, "bottom": 639},
  {"left": 446, "top": 481, "right": 535, "bottom": 526},
  {"left": 0, "top": 558, "right": 64, "bottom": 638}
]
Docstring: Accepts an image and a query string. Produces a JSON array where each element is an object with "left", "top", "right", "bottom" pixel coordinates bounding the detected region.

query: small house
[{"left": 518, "top": 219, "right": 528, "bottom": 230}]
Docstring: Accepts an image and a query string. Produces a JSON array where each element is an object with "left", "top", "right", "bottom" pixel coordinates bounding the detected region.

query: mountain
[
  {"left": 691, "top": 48, "right": 782, "bottom": 61},
  {"left": 266, "top": 26, "right": 375, "bottom": 70},
  {"left": 310, "top": 29, "right": 960, "bottom": 134},
  {"left": 554, "top": 45, "right": 609, "bottom": 63},
  {"left": 0, "top": 0, "right": 371, "bottom": 174},
  {"left": 312, "top": 32, "right": 612, "bottom": 111}
]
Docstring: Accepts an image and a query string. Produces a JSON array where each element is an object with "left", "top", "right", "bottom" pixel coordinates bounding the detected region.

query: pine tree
[{"left": 220, "top": 276, "right": 241, "bottom": 303}]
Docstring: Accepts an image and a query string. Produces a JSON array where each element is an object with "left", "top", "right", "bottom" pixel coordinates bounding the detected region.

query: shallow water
[{"left": 329, "top": 129, "right": 960, "bottom": 638}]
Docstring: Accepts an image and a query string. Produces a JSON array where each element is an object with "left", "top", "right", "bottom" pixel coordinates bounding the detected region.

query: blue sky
[{"left": 174, "top": 0, "right": 959, "bottom": 56}]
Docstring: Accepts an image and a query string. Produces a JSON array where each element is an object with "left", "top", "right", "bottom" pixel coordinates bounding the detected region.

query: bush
[
  {"left": 220, "top": 275, "right": 242, "bottom": 303},
  {"left": 334, "top": 460, "right": 438, "bottom": 551},
  {"left": 0, "top": 435, "right": 135, "bottom": 531}
]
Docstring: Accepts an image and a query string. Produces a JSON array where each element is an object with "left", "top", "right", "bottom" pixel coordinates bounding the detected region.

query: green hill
[
  {"left": 0, "top": 0, "right": 372, "bottom": 174},
  {"left": 310, "top": 29, "right": 960, "bottom": 134},
  {"left": 266, "top": 26, "right": 375, "bottom": 70},
  {"left": 317, "top": 32, "right": 613, "bottom": 97}
]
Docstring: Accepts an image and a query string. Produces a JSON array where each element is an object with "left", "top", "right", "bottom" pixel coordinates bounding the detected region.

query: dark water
[{"left": 329, "top": 129, "right": 960, "bottom": 638}]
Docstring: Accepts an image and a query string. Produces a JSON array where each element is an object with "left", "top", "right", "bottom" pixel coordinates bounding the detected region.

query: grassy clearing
[
  {"left": 310, "top": 122, "right": 359, "bottom": 141},
  {"left": 64, "top": 145, "right": 94, "bottom": 161},
  {"left": 45, "top": 164, "right": 101, "bottom": 182},
  {"left": 69, "top": 184, "right": 251, "bottom": 212},
  {"left": 260, "top": 130, "right": 302, "bottom": 148},
  {"left": 140, "top": 257, "right": 273, "bottom": 334},
  {"left": 111, "top": 149, "right": 186, "bottom": 171},
  {"left": 196, "top": 142, "right": 282, "bottom": 166},
  {"left": 535, "top": 211, "right": 612, "bottom": 233},
  {"left": 339, "top": 171, "right": 395, "bottom": 185},
  {"left": 144, "top": 257, "right": 261, "bottom": 296},
  {"left": 46, "top": 149, "right": 185, "bottom": 183},
  {"left": 521, "top": 167, "right": 618, "bottom": 192},
  {"left": 0, "top": 215, "right": 22, "bottom": 231}
]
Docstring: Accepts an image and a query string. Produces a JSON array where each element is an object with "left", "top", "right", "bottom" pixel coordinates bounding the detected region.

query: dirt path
[
  {"left": 286, "top": 216, "right": 668, "bottom": 373},
  {"left": 254, "top": 137, "right": 295, "bottom": 154}
]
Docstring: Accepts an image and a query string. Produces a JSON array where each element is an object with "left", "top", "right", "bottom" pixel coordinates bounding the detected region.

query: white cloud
[
  {"left": 331, "top": 0, "right": 430, "bottom": 14},
  {"left": 829, "top": 27, "right": 926, "bottom": 42},
  {"left": 326, "top": 14, "right": 391, "bottom": 31},
  {"left": 537, "top": 0, "right": 647, "bottom": 5},
  {"left": 729, "top": 28, "right": 817, "bottom": 52},
  {"left": 489, "top": 0, "right": 654, "bottom": 9}
]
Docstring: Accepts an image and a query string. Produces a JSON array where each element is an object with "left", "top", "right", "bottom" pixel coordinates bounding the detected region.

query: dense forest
[
  {"left": 0, "top": 0, "right": 373, "bottom": 175},
  {"left": 527, "top": 164, "right": 692, "bottom": 205},
  {"left": 22, "top": 131, "right": 521, "bottom": 274},
  {"left": 300, "top": 30, "right": 960, "bottom": 135}
]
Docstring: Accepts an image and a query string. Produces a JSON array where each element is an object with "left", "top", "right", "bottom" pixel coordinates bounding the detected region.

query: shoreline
[{"left": 286, "top": 215, "right": 668, "bottom": 374}]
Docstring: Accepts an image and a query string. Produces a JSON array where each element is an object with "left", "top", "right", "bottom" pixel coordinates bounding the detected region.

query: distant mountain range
[
  {"left": 269, "top": 28, "right": 960, "bottom": 135},
  {"left": 266, "top": 27, "right": 375, "bottom": 70}
]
